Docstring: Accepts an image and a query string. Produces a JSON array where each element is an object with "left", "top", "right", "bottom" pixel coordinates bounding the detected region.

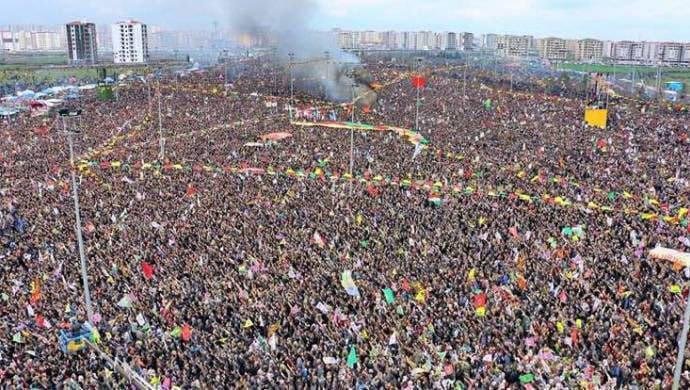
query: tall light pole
[
  {"left": 349, "top": 82, "right": 356, "bottom": 178},
  {"left": 59, "top": 108, "right": 95, "bottom": 325},
  {"left": 157, "top": 79, "right": 165, "bottom": 161},
  {"left": 463, "top": 63, "right": 467, "bottom": 103},
  {"left": 288, "top": 52, "right": 295, "bottom": 121}
]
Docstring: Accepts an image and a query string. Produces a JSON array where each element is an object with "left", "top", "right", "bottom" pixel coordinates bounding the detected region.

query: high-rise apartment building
[
  {"left": 537, "top": 37, "right": 568, "bottom": 60},
  {"left": 66, "top": 21, "right": 98, "bottom": 64},
  {"left": 112, "top": 20, "right": 149, "bottom": 63},
  {"left": 577, "top": 39, "right": 604, "bottom": 61},
  {"left": 496, "top": 35, "right": 533, "bottom": 57}
]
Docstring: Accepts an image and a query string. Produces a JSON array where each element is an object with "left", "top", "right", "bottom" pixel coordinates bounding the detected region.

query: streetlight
[
  {"left": 349, "top": 82, "right": 356, "bottom": 178},
  {"left": 157, "top": 78, "right": 165, "bottom": 161},
  {"left": 288, "top": 52, "right": 295, "bottom": 121},
  {"left": 59, "top": 108, "right": 95, "bottom": 325}
]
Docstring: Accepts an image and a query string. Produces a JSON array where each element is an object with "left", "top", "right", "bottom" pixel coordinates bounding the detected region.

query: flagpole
[{"left": 415, "top": 58, "right": 422, "bottom": 133}]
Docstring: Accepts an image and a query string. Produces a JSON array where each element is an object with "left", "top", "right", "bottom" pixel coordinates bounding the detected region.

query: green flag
[
  {"left": 382, "top": 288, "right": 395, "bottom": 304},
  {"left": 347, "top": 345, "right": 358, "bottom": 368},
  {"left": 12, "top": 332, "right": 22, "bottom": 343},
  {"left": 170, "top": 326, "right": 182, "bottom": 338},
  {"left": 359, "top": 240, "right": 369, "bottom": 248},
  {"left": 519, "top": 373, "right": 534, "bottom": 384}
]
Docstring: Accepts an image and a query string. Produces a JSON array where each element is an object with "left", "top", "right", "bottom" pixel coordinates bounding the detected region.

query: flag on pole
[
  {"left": 181, "top": 324, "right": 192, "bottom": 342},
  {"left": 185, "top": 184, "right": 198, "bottom": 198},
  {"left": 382, "top": 288, "right": 395, "bottom": 304},
  {"left": 141, "top": 261, "right": 154, "bottom": 280},
  {"left": 411, "top": 74, "right": 426, "bottom": 89},
  {"left": 412, "top": 142, "right": 423, "bottom": 160},
  {"left": 341, "top": 270, "right": 360, "bottom": 297},
  {"left": 347, "top": 345, "right": 358, "bottom": 368}
]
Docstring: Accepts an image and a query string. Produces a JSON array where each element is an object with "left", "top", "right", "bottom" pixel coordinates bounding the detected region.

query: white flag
[{"left": 412, "top": 143, "right": 423, "bottom": 160}]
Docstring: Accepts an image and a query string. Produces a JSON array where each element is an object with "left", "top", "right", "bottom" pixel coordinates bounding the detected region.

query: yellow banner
[{"left": 584, "top": 108, "right": 608, "bottom": 129}]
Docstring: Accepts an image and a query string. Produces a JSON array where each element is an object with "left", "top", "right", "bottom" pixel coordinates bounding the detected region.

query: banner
[{"left": 584, "top": 108, "right": 608, "bottom": 129}]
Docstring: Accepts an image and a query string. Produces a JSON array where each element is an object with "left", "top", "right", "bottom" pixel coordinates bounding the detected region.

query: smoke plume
[{"left": 223, "top": 0, "right": 376, "bottom": 104}]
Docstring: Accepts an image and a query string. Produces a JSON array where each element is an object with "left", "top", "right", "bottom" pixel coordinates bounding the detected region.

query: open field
[{"left": 558, "top": 62, "right": 690, "bottom": 85}]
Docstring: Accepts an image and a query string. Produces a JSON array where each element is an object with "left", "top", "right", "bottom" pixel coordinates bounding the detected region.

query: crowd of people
[{"left": 1, "top": 57, "right": 690, "bottom": 388}]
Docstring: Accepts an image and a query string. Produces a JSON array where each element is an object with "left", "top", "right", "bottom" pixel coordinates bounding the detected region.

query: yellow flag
[
  {"left": 556, "top": 321, "right": 564, "bottom": 334},
  {"left": 669, "top": 284, "right": 682, "bottom": 294},
  {"left": 355, "top": 213, "right": 363, "bottom": 225},
  {"left": 414, "top": 289, "right": 426, "bottom": 303},
  {"left": 475, "top": 307, "right": 486, "bottom": 317},
  {"left": 242, "top": 319, "right": 254, "bottom": 328},
  {"left": 467, "top": 268, "right": 477, "bottom": 281},
  {"left": 478, "top": 217, "right": 486, "bottom": 226}
]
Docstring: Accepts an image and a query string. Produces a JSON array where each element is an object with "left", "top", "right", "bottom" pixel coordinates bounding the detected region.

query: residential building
[
  {"left": 577, "top": 39, "right": 604, "bottom": 61},
  {"left": 496, "top": 35, "right": 533, "bottom": 57},
  {"left": 460, "top": 32, "right": 474, "bottom": 51},
  {"left": 66, "top": 21, "right": 98, "bottom": 64},
  {"left": 658, "top": 42, "right": 683, "bottom": 63},
  {"left": 537, "top": 37, "right": 568, "bottom": 60},
  {"left": 682, "top": 44, "right": 690, "bottom": 64},
  {"left": 482, "top": 34, "right": 499, "bottom": 50},
  {"left": 112, "top": 20, "right": 149, "bottom": 64}
]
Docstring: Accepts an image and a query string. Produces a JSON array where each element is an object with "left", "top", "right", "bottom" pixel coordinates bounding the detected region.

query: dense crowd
[{"left": 1, "top": 59, "right": 690, "bottom": 388}]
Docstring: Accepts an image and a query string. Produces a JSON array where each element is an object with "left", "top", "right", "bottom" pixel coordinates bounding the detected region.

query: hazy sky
[{"left": 2, "top": 0, "right": 688, "bottom": 41}]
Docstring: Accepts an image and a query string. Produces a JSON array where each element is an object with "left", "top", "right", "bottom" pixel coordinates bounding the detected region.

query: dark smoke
[{"left": 223, "top": 0, "right": 376, "bottom": 104}]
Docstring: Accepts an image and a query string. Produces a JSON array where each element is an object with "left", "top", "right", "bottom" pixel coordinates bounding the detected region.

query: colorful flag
[
  {"left": 30, "top": 279, "right": 41, "bottom": 304},
  {"left": 382, "top": 288, "right": 395, "bottom": 304},
  {"left": 427, "top": 193, "right": 441, "bottom": 206},
  {"left": 141, "top": 261, "right": 154, "bottom": 280},
  {"left": 170, "top": 326, "right": 182, "bottom": 338},
  {"left": 341, "top": 270, "right": 360, "bottom": 297},
  {"left": 347, "top": 345, "right": 358, "bottom": 368}
]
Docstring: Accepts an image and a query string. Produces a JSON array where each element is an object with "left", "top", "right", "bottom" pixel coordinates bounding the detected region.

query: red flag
[
  {"left": 472, "top": 293, "right": 487, "bottom": 308},
  {"left": 366, "top": 184, "right": 380, "bottom": 198},
  {"left": 509, "top": 226, "right": 520, "bottom": 239},
  {"left": 35, "top": 314, "right": 47, "bottom": 328},
  {"left": 141, "top": 261, "right": 154, "bottom": 280},
  {"left": 411, "top": 74, "right": 426, "bottom": 89},
  {"left": 181, "top": 324, "right": 192, "bottom": 342},
  {"left": 34, "top": 125, "right": 50, "bottom": 136},
  {"left": 185, "top": 185, "right": 198, "bottom": 198},
  {"left": 596, "top": 139, "right": 607, "bottom": 150}
]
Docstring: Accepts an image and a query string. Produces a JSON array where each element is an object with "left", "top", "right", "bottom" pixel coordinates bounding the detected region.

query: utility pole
[
  {"left": 631, "top": 68, "right": 636, "bottom": 95},
  {"left": 59, "top": 109, "right": 95, "bottom": 325},
  {"left": 288, "top": 52, "right": 294, "bottom": 121}
]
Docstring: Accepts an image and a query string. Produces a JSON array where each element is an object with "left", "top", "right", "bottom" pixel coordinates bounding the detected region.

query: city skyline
[{"left": 1, "top": 0, "right": 688, "bottom": 42}]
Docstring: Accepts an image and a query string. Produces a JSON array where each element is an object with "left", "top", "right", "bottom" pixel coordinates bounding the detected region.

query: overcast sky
[{"left": 2, "top": 0, "right": 688, "bottom": 41}]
